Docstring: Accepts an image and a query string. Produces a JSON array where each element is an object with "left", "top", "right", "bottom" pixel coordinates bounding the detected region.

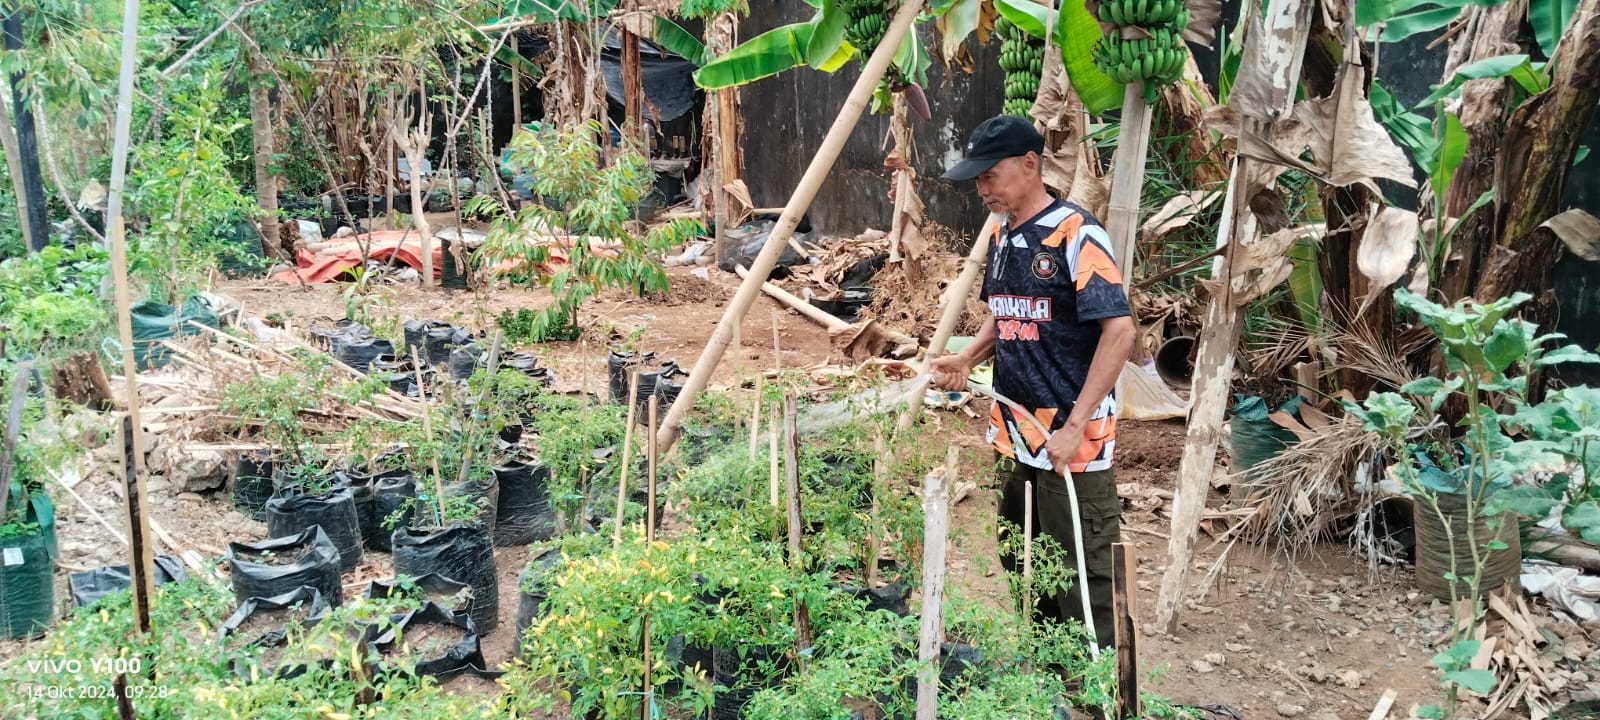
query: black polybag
[
  {"left": 392, "top": 524, "right": 498, "bottom": 632},
  {"left": 372, "top": 475, "right": 418, "bottom": 552},
  {"left": 362, "top": 572, "right": 475, "bottom": 618},
  {"left": 68, "top": 555, "right": 187, "bottom": 608},
  {"left": 227, "top": 526, "right": 344, "bottom": 608},
  {"left": 366, "top": 601, "right": 484, "bottom": 679},
  {"left": 265, "top": 484, "right": 364, "bottom": 574},
  {"left": 492, "top": 458, "right": 555, "bottom": 547}
]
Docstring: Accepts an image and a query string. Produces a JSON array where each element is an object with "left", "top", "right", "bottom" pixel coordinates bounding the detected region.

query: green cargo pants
[{"left": 996, "top": 454, "right": 1120, "bottom": 649}]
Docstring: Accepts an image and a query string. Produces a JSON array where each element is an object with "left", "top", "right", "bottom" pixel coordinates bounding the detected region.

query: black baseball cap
[{"left": 941, "top": 115, "right": 1046, "bottom": 182}]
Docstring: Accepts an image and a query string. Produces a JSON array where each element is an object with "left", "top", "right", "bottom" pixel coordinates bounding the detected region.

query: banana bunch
[
  {"left": 1091, "top": 26, "right": 1187, "bottom": 87},
  {"left": 1095, "top": 0, "right": 1189, "bottom": 29},
  {"left": 1090, "top": 0, "right": 1191, "bottom": 101},
  {"left": 841, "top": 0, "right": 890, "bottom": 59},
  {"left": 995, "top": 16, "right": 1045, "bottom": 117}
]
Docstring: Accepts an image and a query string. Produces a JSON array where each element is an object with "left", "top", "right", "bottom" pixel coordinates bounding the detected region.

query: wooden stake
[
  {"left": 510, "top": 35, "right": 522, "bottom": 130},
  {"left": 456, "top": 330, "right": 505, "bottom": 486},
  {"left": 646, "top": 394, "right": 658, "bottom": 542},
  {"left": 915, "top": 447, "right": 957, "bottom": 720},
  {"left": 654, "top": 0, "right": 927, "bottom": 451},
  {"left": 771, "top": 309, "right": 782, "bottom": 373},
  {"left": 748, "top": 375, "right": 763, "bottom": 461},
  {"left": 893, "top": 215, "right": 999, "bottom": 436},
  {"left": 410, "top": 347, "right": 446, "bottom": 524},
  {"left": 768, "top": 402, "right": 780, "bottom": 507},
  {"left": 868, "top": 435, "right": 887, "bottom": 587},
  {"left": 1366, "top": 688, "right": 1399, "bottom": 720},
  {"left": 105, "top": 0, "right": 155, "bottom": 636},
  {"left": 1106, "top": 83, "right": 1154, "bottom": 293},
  {"left": 1022, "top": 477, "right": 1034, "bottom": 632},
  {"left": 113, "top": 671, "right": 135, "bottom": 719},
  {"left": 735, "top": 264, "right": 917, "bottom": 348},
  {"left": 782, "top": 394, "right": 811, "bottom": 665},
  {"left": 1112, "top": 542, "right": 1140, "bottom": 720},
  {"left": 614, "top": 369, "right": 640, "bottom": 546}
]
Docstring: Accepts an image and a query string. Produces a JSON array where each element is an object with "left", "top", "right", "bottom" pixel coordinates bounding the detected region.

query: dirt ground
[{"left": 7, "top": 263, "right": 1600, "bottom": 719}]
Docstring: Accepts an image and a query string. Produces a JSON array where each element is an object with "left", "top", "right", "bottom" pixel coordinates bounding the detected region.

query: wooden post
[
  {"left": 613, "top": 369, "right": 640, "bottom": 546},
  {"left": 770, "top": 309, "right": 782, "bottom": 373},
  {"left": 747, "top": 375, "right": 762, "bottom": 461},
  {"left": 1112, "top": 542, "right": 1140, "bottom": 720},
  {"left": 410, "top": 347, "right": 447, "bottom": 523},
  {"left": 1155, "top": 0, "right": 1309, "bottom": 633},
  {"left": 106, "top": 0, "right": 155, "bottom": 636},
  {"left": 511, "top": 35, "right": 522, "bottom": 130},
  {"left": 620, "top": 29, "right": 645, "bottom": 150},
  {"left": 868, "top": 435, "right": 887, "bottom": 587},
  {"left": 1022, "top": 477, "right": 1033, "bottom": 631},
  {"left": 1106, "top": 83, "right": 1153, "bottom": 293},
  {"left": 646, "top": 394, "right": 658, "bottom": 541},
  {"left": 915, "top": 447, "right": 957, "bottom": 720},
  {"left": 783, "top": 394, "right": 811, "bottom": 664},
  {"left": 655, "top": 0, "right": 927, "bottom": 452}
]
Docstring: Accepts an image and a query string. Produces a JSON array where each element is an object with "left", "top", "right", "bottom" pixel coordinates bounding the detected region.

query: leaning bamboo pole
[
  {"left": 655, "top": 0, "right": 927, "bottom": 451},
  {"left": 106, "top": 0, "right": 156, "bottom": 636},
  {"left": 1106, "top": 84, "right": 1154, "bottom": 292}
]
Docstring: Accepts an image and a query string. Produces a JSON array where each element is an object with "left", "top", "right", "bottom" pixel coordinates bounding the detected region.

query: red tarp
[{"left": 270, "top": 230, "right": 593, "bottom": 284}]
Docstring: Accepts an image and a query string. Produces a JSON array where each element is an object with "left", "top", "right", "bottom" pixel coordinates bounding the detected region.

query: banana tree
[{"left": 691, "top": 0, "right": 943, "bottom": 118}]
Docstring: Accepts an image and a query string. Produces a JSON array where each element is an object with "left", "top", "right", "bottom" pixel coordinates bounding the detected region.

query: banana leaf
[
  {"left": 694, "top": 22, "right": 854, "bottom": 89},
  {"left": 994, "top": 0, "right": 1049, "bottom": 37},
  {"left": 894, "top": 23, "right": 932, "bottom": 87},
  {"left": 936, "top": 0, "right": 982, "bottom": 59},
  {"left": 806, "top": 0, "right": 850, "bottom": 69},
  {"left": 653, "top": 17, "right": 709, "bottom": 65},
  {"left": 498, "top": 0, "right": 617, "bottom": 23},
  {"left": 1053, "top": 0, "right": 1123, "bottom": 115},
  {"left": 1530, "top": 0, "right": 1580, "bottom": 56}
]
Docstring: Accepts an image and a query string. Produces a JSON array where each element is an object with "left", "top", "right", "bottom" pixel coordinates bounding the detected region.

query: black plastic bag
[
  {"left": 232, "top": 450, "right": 276, "bottom": 521},
  {"left": 228, "top": 526, "right": 344, "bottom": 608},
  {"left": 392, "top": 524, "right": 498, "bottom": 632},
  {"left": 366, "top": 602, "right": 484, "bottom": 679},
  {"left": 651, "top": 364, "right": 687, "bottom": 425},
  {"left": 68, "top": 555, "right": 187, "bottom": 608},
  {"left": 606, "top": 350, "right": 656, "bottom": 404},
  {"left": 404, "top": 320, "right": 450, "bottom": 358},
  {"left": 443, "top": 475, "right": 500, "bottom": 535},
  {"left": 334, "top": 335, "right": 396, "bottom": 373},
  {"left": 492, "top": 458, "right": 555, "bottom": 547},
  {"left": 712, "top": 644, "right": 793, "bottom": 720},
  {"left": 448, "top": 344, "right": 482, "bottom": 381},
  {"left": 372, "top": 475, "right": 418, "bottom": 552},
  {"left": 512, "top": 549, "right": 565, "bottom": 660},
  {"left": 362, "top": 573, "right": 475, "bottom": 618},
  {"left": 265, "top": 484, "right": 364, "bottom": 574},
  {"left": 717, "top": 213, "right": 814, "bottom": 274},
  {"left": 340, "top": 467, "right": 410, "bottom": 551},
  {"left": 832, "top": 580, "right": 911, "bottom": 616},
  {"left": 424, "top": 325, "right": 471, "bottom": 366},
  {"left": 218, "top": 585, "right": 330, "bottom": 645}
]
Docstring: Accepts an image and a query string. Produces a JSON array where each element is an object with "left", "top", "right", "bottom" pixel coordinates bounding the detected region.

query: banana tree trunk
[
  {"left": 246, "top": 42, "right": 282, "bottom": 261},
  {"left": 703, "top": 11, "right": 742, "bottom": 258}
]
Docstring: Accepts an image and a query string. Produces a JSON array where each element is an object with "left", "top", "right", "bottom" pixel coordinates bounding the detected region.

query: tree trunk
[
  {"left": 245, "top": 42, "right": 283, "bottom": 261},
  {"left": 0, "top": 85, "right": 32, "bottom": 252},
  {"left": 620, "top": 29, "right": 645, "bottom": 148},
  {"left": 702, "top": 12, "right": 742, "bottom": 258},
  {"left": 51, "top": 352, "right": 113, "bottom": 411},
  {"left": 5, "top": 1, "right": 47, "bottom": 252},
  {"left": 391, "top": 78, "right": 434, "bottom": 286}
]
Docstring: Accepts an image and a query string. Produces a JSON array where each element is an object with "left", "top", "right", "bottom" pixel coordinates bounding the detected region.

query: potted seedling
[
  {"left": 1349, "top": 289, "right": 1599, "bottom": 718},
  {"left": 0, "top": 434, "right": 59, "bottom": 639}
]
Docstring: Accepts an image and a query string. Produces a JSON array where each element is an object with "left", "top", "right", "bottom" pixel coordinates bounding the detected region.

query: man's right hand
[{"left": 929, "top": 353, "right": 974, "bottom": 391}]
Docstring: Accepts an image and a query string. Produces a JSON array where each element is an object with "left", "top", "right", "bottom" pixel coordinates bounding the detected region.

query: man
[{"left": 931, "top": 115, "right": 1135, "bottom": 650}]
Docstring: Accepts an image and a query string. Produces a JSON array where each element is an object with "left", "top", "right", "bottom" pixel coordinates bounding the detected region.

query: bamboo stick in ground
[
  {"left": 769, "top": 402, "right": 780, "bottom": 507},
  {"left": 614, "top": 370, "right": 640, "bottom": 546},
  {"left": 771, "top": 309, "right": 782, "bottom": 373},
  {"left": 783, "top": 394, "right": 811, "bottom": 667},
  {"left": 653, "top": 0, "right": 928, "bottom": 452},
  {"left": 1023, "top": 476, "right": 1034, "bottom": 635},
  {"left": 410, "top": 347, "right": 446, "bottom": 524},
  {"left": 646, "top": 394, "right": 659, "bottom": 541},
  {"left": 868, "top": 435, "right": 887, "bottom": 588},
  {"left": 748, "top": 375, "right": 763, "bottom": 461},
  {"left": 915, "top": 447, "right": 958, "bottom": 720}
]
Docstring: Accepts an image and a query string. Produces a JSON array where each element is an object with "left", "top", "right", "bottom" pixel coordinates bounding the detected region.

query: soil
[
  {"left": 8, "top": 262, "right": 1600, "bottom": 717},
  {"left": 390, "top": 621, "right": 468, "bottom": 659},
  {"left": 439, "top": 671, "right": 505, "bottom": 697},
  {"left": 234, "top": 547, "right": 303, "bottom": 567},
  {"left": 229, "top": 604, "right": 312, "bottom": 645}
]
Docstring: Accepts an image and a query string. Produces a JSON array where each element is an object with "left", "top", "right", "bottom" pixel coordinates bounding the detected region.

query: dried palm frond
[
  {"left": 1319, "top": 307, "right": 1420, "bottom": 391},
  {"left": 1243, "top": 316, "right": 1311, "bottom": 380},
  {"left": 1235, "top": 413, "right": 1386, "bottom": 549}
]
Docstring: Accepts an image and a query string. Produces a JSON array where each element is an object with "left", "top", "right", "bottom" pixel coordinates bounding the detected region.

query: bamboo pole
[
  {"left": 655, "top": 0, "right": 926, "bottom": 451},
  {"left": 1112, "top": 542, "right": 1140, "bottom": 720},
  {"left": 748, "top": 375, "right": 763, "bottom": 461},
  {"left": 640, "top": 392, "right": 659, "bottom": 720},
  {"left": 456, "top": 330, "right": 505, "bottom": 485},
  {"left": 734, "top": 264, "right": 918, "bottom": 348},
  {"left": 1106, "top": 84, "right": 1154, "bottom": 292},
  {"left": 868, "top": 434, "right": 887, "bottom": 587},
  {"left": 771, "top": 309, "right": 782, "bottom": 373},
  {"left": 893, "top": 216, "right": 999, "bottom": 436},
  {"left": 410, "top": 347, "right": 447, "bottom": 524},
  {"left": 106, "top": 0, "right": 154, "bottom": 636},
  {"left": 613, "top": 370, "right": 640, "bottom": 546},
  {"left": 915, "top": 447, "right": 957, "bottom": 720},
  {"left": 768, "top": 402, "right": 780, "bottom": 507},
  {"left": 1022, "top": 476, "right": 1033, "bottom": 633}
]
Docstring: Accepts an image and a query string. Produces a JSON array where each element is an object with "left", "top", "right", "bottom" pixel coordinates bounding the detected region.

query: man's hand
[
  {"left": 1044, "top": 418, "right": 1086, "bottom": 472},
  {"left": 929, "top": 353, "right": 974, "bottom": 391}
]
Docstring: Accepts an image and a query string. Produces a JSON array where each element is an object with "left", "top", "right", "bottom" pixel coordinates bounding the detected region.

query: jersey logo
[{"left": 1032, "top": 252, "right": 1059, "bottom": 280}]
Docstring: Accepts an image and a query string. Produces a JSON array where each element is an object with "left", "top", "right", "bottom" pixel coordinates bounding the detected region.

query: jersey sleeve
[{"left": 1068, "top": 224, "right": 1132, "bottom": 321}]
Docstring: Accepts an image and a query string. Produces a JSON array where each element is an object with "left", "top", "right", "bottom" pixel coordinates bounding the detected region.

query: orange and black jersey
[{"left": 979, "top": 199, "right": 1131, "bottom": 473}]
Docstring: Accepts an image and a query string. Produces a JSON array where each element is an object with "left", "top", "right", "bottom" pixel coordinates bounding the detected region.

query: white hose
[{"left": 936, "top": 376, "right": 1101, "bottom": 659}]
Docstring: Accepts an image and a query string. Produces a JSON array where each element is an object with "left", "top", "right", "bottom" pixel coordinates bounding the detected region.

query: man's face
[{"left": 974, "top": 154, "right": 1038, "bottom": 218}]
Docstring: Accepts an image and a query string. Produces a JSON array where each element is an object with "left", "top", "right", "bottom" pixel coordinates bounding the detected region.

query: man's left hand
[{"left": 1044, "top": 419, "right": 1086, "bottom": 472}]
